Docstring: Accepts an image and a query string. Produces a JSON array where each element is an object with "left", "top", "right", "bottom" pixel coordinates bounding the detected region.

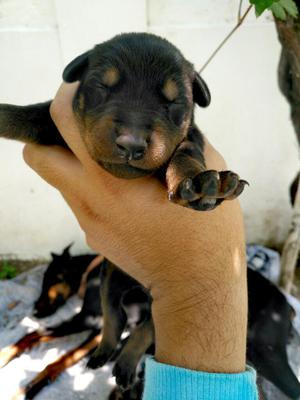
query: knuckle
[
  {"left": 77, "top": 197, "right": 103, "bottom": 225},
  {"left": 22, "top": 144, "right": 37, "bottom": 167},
  {"left": 85, "top": 235, "right": 96, "bottom": 250},
  {"left": 49, "top": 100, "right": 60, "bottom": 125}
]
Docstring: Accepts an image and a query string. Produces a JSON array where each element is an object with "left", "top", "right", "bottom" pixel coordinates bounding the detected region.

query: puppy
[
  {"left": 0, "top": 32, "right": 247, "bottom": 211},
  {"left": 0, "top": 251, "right": 102, "bottom": 370},
  {"left": 34, "top": 244, "right": 97, "bottom": 318},
  {"left": 95, "top": 266, "right": 300, "bottom": 400}
]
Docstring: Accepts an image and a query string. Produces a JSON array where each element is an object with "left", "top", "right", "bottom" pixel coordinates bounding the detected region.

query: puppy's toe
[
  {"left": 113, "top": 362, "right": 135, "bottom": 390},
  {"left": 87, "top": 346, "right": 113, "bottom": 369},
  {"left": 194, "top": 170, "right": 219, "bottom": 197},
  {"left": 190, "top": 197, "right": 218, "bottom": 211},
  {"left": 178, "top": 178, "right": 197, "bottom": 201}
]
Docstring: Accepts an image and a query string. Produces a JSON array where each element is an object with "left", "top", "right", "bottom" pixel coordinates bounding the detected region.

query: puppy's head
[
  {"left": 33, "top": 244, "right": 74, "bottom": 318},
  {"left": 63, "top": 33, "right": 210, "bottom": 178}
]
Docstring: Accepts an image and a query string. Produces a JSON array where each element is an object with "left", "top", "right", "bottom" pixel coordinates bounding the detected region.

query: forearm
[{"left": 152, "top": 200, "right": 248, "bottom": 374}]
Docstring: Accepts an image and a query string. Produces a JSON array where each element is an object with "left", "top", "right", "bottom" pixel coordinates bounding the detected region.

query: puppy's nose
[{"left": 116, "top": 134, "right": 147, "bottom": 161}]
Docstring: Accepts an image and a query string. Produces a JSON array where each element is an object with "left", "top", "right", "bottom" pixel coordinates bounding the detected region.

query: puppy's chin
[{"left": 99, "top": 161, "right": 155, "bottom": 179}]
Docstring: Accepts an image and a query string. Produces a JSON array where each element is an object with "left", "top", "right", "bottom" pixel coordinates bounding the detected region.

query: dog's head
[
  {"left": 63, "top": 33, "right": 210, "bottom": 179},
  {"left": 34, "top": 244, "right": 74, "bottom": 318}
]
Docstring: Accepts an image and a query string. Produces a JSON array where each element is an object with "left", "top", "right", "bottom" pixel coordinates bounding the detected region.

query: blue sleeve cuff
[{"left": 143, "top": 358, "right": 258, "bottom": 400}]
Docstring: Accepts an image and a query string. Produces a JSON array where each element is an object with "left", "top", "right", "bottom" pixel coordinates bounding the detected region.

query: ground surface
[
  {"left": 0, "top": 265, "right": 114, "bottom": 400},
  {"left": 0, "top": 265, "right": 300, "bottom": 399}
]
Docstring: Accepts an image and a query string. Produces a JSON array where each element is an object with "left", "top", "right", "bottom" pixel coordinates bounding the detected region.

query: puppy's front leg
[
  {"left": 0, "top": 101, "right": 65, "bottom": 146},
  {"left": 87, "top": 261, "right": 128, "bottom": 369},
  {"left": 166, "top": 126, "right": 248, "bottom": 211}
]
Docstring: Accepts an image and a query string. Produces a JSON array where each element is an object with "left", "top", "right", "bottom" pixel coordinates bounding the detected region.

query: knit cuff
[{"left": 143, "top": 357, "right": 258, "bottom": 400}]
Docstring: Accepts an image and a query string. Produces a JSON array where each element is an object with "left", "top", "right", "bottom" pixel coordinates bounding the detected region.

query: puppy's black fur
[
  {"left": 95, "top": 267, "right": 300, "bottom": 400},
  {"left": 34, "top": 244, "right": 96, "bottom": 318},
  {"left": 0, "top": 32, "right": 247, "bottom": 210}
]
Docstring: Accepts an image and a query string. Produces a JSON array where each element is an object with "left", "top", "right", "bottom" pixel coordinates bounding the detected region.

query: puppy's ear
[
  {"left": 63, "top": 51, "right": 91, "bottom": 82},
  {"left": 61, "top": 243, "right": 73, "bottom": 258},
  {"left": 193, "top": 73, "right": 211, "bottom": 107}
]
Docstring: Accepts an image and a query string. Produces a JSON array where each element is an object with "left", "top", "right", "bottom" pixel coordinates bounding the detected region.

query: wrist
[{"left": 150, "top": 258, "right": 248, "bottom": 374}]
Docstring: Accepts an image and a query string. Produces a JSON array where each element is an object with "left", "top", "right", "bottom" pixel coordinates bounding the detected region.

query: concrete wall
[{"left": 0, "top": 0, "right": 298, "bottom": 258}]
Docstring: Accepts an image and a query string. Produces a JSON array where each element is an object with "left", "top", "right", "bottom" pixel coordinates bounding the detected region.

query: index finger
[{"left": 49, "top": 82, "right": 95, "bottom": 166}]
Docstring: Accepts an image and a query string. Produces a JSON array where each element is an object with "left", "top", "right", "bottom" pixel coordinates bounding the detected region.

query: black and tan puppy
[
  {"left": 0, "top": 251, "right": 101, "bottom": 371},
  {"left": 0, "top": 32, "right": 247, "bottom": 210},
  {"left": 34, "top": 244, "right": 96, "bottom": 318},
  {"left": 102, "top": 267, "right": 300, "bottom": 400},
  {"left": 87, "top": 260, "right": 154, "bottom": 388}
]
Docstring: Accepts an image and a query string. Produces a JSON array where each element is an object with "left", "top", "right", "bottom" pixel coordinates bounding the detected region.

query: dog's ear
[
  {"left": 193, "top": 73, "right": 211, "bottom": 107},
  {"left": 61, "top": 243, "right": 73, "bottom": 258},
  {"left": 63, "top": 51, "right": 91, "bottom": 83}
]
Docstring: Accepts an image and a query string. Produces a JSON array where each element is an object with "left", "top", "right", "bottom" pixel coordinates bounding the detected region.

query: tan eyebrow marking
[
  {"left": 102, "top": 67, "right": 119, "bottom": 87},
  {"left": 162, "top": 79, "right": 179, "bottom": 102},
  {"left": 48, "top": 283, "right": 71, "bottom": 302}
]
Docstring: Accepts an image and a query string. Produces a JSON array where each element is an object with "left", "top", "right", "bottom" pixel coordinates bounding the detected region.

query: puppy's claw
[
  {"left": 112, "top": 362, "right": 135, "bottom": 391},
  {"left": 168, "top": 191, "right": 175, "bottom": 201},
  {"left": 226, "top": 179, "right": 249, "bottom": 200},
  {"left": 241, "top": 179, "right": 249, "bottom": 186}
]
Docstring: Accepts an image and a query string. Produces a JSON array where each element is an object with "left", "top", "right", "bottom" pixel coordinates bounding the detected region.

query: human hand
[{"left": 23, "top": 82, "right": 247, "bottom": 374}]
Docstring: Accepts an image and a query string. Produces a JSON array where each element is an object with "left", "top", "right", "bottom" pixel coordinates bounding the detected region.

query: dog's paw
[
  {"left": 169, "top": 170, "right": 248, "bottom": 211},
  {"left": 112, "top": 361, "right": 136, "bottom": 391},
  {"left": 87, "top": 345, "right": 114, "bottom": 369}
]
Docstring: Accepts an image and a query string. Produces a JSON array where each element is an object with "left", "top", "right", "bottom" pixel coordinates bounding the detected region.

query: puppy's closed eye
[
  {"left": 166, "top": 102, "right": 186, "bottom": 127},
  {"left": 79, "top": 77, "right": 108, "bottom": 112}
]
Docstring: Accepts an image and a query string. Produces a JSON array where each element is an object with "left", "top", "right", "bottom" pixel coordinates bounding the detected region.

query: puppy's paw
[
  {"left": 169, "top": 170, "right": 248, "bottom": 211},
  {"left": 112, "top": 360, "right": 136, "bottom": 391},
  {"left": 87, "top": 345, "right": 114, "bottom": 369}
]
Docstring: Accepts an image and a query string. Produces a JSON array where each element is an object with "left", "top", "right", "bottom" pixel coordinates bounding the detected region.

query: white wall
[{"left": 0, "top": 0, "right": 298, "bottom": 258}]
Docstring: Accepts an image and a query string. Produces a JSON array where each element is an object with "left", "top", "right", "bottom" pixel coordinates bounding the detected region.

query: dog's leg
[
  {"left": 87, "top": 262, "right": 131, "bottom": 369},
  {"left": 250, "top": 344, "right": 300, "bottom": 399},
  {"left": 112, "top": 316, "right": 154, "bottom": 390},
  {"left": 14, "top": 332, "right": 102, "bottom": 400},
  {"left": 50, "top": 277, "right": 103, "bottom": 337},
  {"left": 0, "top": 331, "right": 55, "bottom": 369},
  {"left": 166, "top": 126, "right": 247, "bottom": 211},
  {"left": 0, "top": 101, "right": 65, "bottom": 145},
  {"left": 108, "top": 379, "right": 144, "bottom": 400}
]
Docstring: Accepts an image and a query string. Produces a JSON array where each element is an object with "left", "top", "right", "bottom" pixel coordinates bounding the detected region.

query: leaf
[
  {"left": 280, "top": 0, "right": 298, "bottom": 18},
  {"left": 0, "top": 261, "right": 17, "bottom": 279},
  {"left": 270, "top": 2, "right": 287, "bottom": 19},
  {"left": 250, "top": 0, "right": 277, "bottom": 16},
  {"left": 250, "top": 0, "right": 298, "bottom": 19}
]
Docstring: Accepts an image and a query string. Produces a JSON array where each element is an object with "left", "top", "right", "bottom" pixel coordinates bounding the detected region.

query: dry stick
[
  {"left": 199, "top": 5, "right": 253, "bottom": 74},
  {"left": 238, "top": 0, "right": 244, "bottom": 22},
  {"left": 280, "top": 174, "right": 300, "bottom": 293},
  {"left": 0, "top": 331, "right": 55, "bottom": 369},
  {"left": 13, "top": 333, "right": 102, "bottom": 400}
]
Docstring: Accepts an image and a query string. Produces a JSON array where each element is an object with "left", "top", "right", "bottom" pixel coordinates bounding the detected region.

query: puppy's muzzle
[{"left": 116, "top": 133, "right": 148, "bottom": 161}]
